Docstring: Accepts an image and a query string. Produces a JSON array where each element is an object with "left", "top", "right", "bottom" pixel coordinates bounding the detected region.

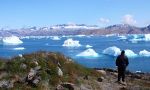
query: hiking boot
[
  {"left": 121, "top": 81, "right": 127, "bottom": 86},
  {"left": 116, "top": 81, "right": 122, "bottom": 84}
]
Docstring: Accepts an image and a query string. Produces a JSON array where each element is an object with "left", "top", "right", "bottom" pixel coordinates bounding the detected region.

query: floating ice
[
  {"left": 136, "top": 71, "right": 142, "bottom": 73},
  {"left": 105, "top": 34, "right": 118, "bottom": 37},
  {"left": 86, "top": 45, "right": 93, "bottom": 48},
  {"left": 103, "top": 46, "right": 137, "bottom": 57},
  {"left": 144, "top": 34, "right": 150, "bottom": 41},
  {"left": 76, "top": 35, "right": 86, "bottom": 37},
  {"left": 51, "top": 36, "right": 61, "bottom": 40},
  {"left": 76, "top": 48, "right": 99, "bottom": 57},
  {"left": 129, "top": 34, "right": 150, "bottom": 42},
  {"left": 2, "top": 36, "right": 23, "bottom": 45},
  {"left": 124, "top": 49, "right": 137, "bottom": 57},
  {"left": 13, "top": 47, "right": 25, "bottom": 50},
  {"left": 118, "top": 35, "right": 127, "bottom": 40},
  {"left": 62, "top": 38, "right": 81, "bottom": 47},
  {"left": 139, "top": 50, "right": 150, "bottom": 57},
  {"left": 103, "top": 46, "right": 121, "bottom": 56}
]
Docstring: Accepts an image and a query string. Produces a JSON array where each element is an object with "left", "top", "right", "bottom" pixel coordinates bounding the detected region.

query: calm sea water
[{"left": 0, "top": 35, "right": 150, "bottom": 72}]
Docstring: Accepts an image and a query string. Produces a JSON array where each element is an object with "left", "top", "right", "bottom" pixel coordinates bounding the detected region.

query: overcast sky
[{"left": 0, "top": 0, "right": 149, "bottom": 28}]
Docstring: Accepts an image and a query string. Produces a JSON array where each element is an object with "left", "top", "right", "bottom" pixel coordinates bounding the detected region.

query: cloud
[
  {"left": 99, "top": 18, "right": 110, "bottom": 24},
  {"left": 122, "top": 14, "right": 137, "bottom": 25}
]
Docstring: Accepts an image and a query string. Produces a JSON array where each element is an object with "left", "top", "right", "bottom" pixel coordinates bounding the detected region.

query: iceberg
[
  {"left": 129, "top": 34, "right": 150, "bottom": 42},
  {"left": 102, "top": 46, "right": 137, "bottom": 57},
  {"left": 13, "top": 47, "right": 25, "bottom": 50},
  {"left": 139, "top": 50, "right": 150, "bottom": 57},
  {"left": 51, "top": 36, "right": 61, "bottom": 40},
  {"left": 86, "top": 45, "right": 93, "bottom": 48},
  {"left": 2, "top": 36, "right": 23, "bottom": 45},
  {"left": 144, "top": 34, "right": 150, "bottom": 41},
  {"left": 76, "top": 48, "right": 99, "bottom": 57},
  {"left": 62, "top": 38, "right": 81, "bottom": 47},
  {"left": 124, "top": 49, "right": 137, "bottom": 57},
  {"left": 102, "top": 46, "right": 121, "bottom": 56}
]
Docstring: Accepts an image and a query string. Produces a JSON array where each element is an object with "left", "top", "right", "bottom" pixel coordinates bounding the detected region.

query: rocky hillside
[
  {"left": 1, "top": 24, "right": 150, "bottom": 36},
  {"left": 0, "top": 51, "right": 149, "bottom": 90}
]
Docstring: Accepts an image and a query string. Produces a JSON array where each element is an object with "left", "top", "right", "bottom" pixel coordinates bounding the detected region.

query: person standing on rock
[{"left": 116, "top": 50, "right": 129, "bottom": 83}]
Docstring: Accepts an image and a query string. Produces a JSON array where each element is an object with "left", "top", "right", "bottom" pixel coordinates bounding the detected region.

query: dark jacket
[{"left": 116, "top": 55, "right": 129, "bottom": 68}]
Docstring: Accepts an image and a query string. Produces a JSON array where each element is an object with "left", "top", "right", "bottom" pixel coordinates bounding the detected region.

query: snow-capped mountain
[
  {"left": 50, "top": 24, "right": 99, "bottom": 30},
  {"left": 0, "top": 24, "right": 150, "bottom": 36}
]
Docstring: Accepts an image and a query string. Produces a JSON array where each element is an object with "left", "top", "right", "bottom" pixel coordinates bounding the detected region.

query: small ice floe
[
  {"left": 51, "top": 36, "right": 61, "bottom": 40},
  {"left": 62, "top": 38, "right": 81, "bottom": 47},
  {"left": 13, "top": 47, "right": 25, "bottom": 50},
  {"left": 86, "top": 45, "right": 93, "bottom": 48},
  {"left": 76, "top": 48, "right": 99, "bottom": 57},
  {"left": 139, "top": 50, "right": 150, "bottom": 57}
]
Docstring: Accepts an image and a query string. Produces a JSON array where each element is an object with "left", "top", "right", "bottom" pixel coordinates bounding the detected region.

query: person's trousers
[{"left": 118, "top": 67, "right": 126, "bottom": 82}]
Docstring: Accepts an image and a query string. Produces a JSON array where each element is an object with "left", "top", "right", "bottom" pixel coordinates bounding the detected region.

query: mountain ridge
[{"left": 0, "top": 24, "right": 150, "bottom": 36}]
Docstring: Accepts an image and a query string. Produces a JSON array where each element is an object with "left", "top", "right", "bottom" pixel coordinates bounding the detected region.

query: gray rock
[
  {"left": 32, "top": 76, "right": 41, "bottom": 85},
  {"left": 0, "top": 80, "right": 14, "bottom": 88},
  {"left": 27, "top": 68, "right": 37, "bottom": 80}
]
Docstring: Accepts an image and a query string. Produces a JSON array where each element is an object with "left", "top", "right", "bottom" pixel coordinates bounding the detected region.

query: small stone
[{"left": 97, "top": 77, "right": 104, "bottom": 82}]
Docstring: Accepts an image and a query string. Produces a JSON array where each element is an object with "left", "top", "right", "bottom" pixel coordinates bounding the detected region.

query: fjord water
[{"left": 0, "top": 35, "right": 150, "bottom": 72}]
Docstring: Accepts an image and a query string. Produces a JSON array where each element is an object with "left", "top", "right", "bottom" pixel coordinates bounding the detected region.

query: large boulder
[{"left": 97, "top": 70, "right": 107, "bottom": 76}]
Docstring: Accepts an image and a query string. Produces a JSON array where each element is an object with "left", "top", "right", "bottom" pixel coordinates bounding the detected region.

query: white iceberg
[
  {"left": 129, "top": 34, "right": 150, "bottom": 42},
  {"left": 13, "top": 47, "right": 25, "bottom": 50},
  {"left": 62, "top": 38, "right": 81, "bottom": 47},
  {"left": 102, "top": 46, "right": 137, "bottom": 57},
  {"left": 139, "top": 50, "right": 150, "bottom": 57},
  {"left": 102, "top": 46, "right": 121, "bottom": 56},
  {"left": 144, "top": 34, "right": 150, "bottom": 41},
  {"left": 51, "top": 36, "right": 61, "bottom": 40},
  {"left": 86, "top": 45, "right": 93, "bottom": 48},
  {"left": 76, "top": 48, "right": 99, "bottom": 57},
  {"left": 124, "top": 49, "right": 137, "bottom": 57},
  {"left": 2, "top": 36, "right": 23, "bottom": 45}
]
